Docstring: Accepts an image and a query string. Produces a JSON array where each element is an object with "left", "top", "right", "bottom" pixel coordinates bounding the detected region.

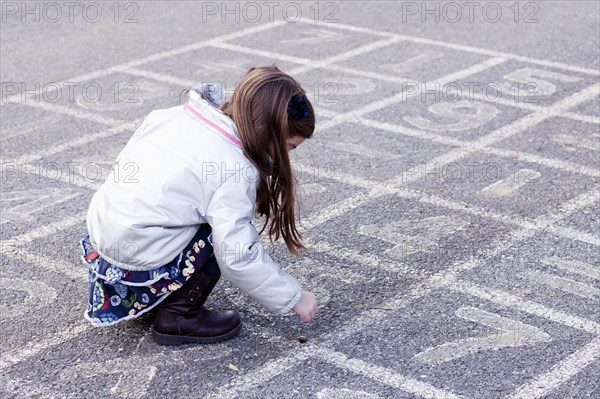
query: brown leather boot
[{"left": 151, "top": 270, "right": 241, "bottom": 345}]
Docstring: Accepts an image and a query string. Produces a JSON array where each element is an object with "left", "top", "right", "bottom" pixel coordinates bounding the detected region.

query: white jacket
[{"left": 86, "top": 89, "right": 303, "bottom": 315}]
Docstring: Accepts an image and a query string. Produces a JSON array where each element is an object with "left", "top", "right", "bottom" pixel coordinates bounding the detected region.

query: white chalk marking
[
  {"left": 299, "top": 188, "right": 390, "bottom": 231},
  {"left": 59, "top": 355, "right": 157, "bottom": 399},
  {"left": 359, "top": 216, "right": 469, "bottom": 257},
  {"left": 280, "top": 28, "right": 346, "bottom": 44},
  {"left": 536, "top": 187, "right": 600, "bottom": 225},
  {"left": 319, "top": 34, "right": 595, "bottom": 125},
  {"left": 295, "top": 158, "right": 595, "bottom": 252},
  {"left": 505, "top": 336, "right": 600, "bottom": 399},
  {"left": 343, "top": 57, "right": 507, "bottom": 120},
  {"left": 0, "top": 212, "right": 84, "bottom": 245},
  {"left": 289, "top": 36, "right": 404, "bottom": 76},
  {"left": 413, "top": 306, "right": 551, "bottom": 365},
  {"left": 0, "top": 278, "right": 57, "bottom": 319},
  {"left": 485, "top": 146, "right": 600, "bottom": 178},
  {"left": 469, "top": 91, "right": 600, "bottom": 125},
  {"left": 3, "top": 21, "right": 286, "bottom": 105},
  {"left": 5, "top": 249, "right": 86, "bottom": 281},
  {"left": 403, "top": 100, "right": 500, "bottom": 132},
  {"left": 292, "top": 160, "right": 379, "bottom": 191},
  {"left": 480, "top": 169, "right": 542, "bottom": 197},
  {"left": 479, "top": 83, "right": 600, "bottom": 147},
  {"left": 0, "top": 210, "right": 88, "bottom": 281},
  {"left": 13, "top": 100, "right": 122, "bottom": 126},
  {"left": 321, "top": 189, "right": 598, "bottom": 346},
  {"left": 321, "top": 75, "right": 377, "bottom": 100},
  {"left": 317, "top": 388, "right": 384, "bottom": 399},
  {"left": 122, "top": 67, "right": 196, "bottom": 88},
  {"left": 549, "top": 132, "right": 600, "bottom": 153},
  {"left": 310, "top": 61, "right": 414, "bottom": 87},
  {"left": 214, "top": 36, "right": 404, "bottom": 78},
  {"left": 214, "top": 41, "right": 321, "bottom": 67},
  {"left": 449, "top": 280, "right": 600, "bottom": 335},
  {"left": 0, "top": 189, "right": 82, "bottom": 225},
  {"left": 208, "top": 21, "right": 598, "bottom": 127},
  {"left": 501, "top": 67, "right": 583, "bottom": 97},
  {"left": 195, "top": 28, "right": 596, "bottom": 394},
  {"left": 328, "top": 140, "right": 402, "bottom": 160},
  {"left": 288, "top": 258, "right": 367, "bottom": 286},
  {"left": 522, "top": 269, "right": 599, "bottom": 299},
  {"left": 312, "top": 347, "right": 465, "bottom": 399},
  {"left": 389, "top": 187, "right": 533, "bottom": 229},
  {"left": 547, "top": 225, "right": 600, "bottom": 247},
  {"left": 3, "top": 344, "right": 233, "bottom": 397},
  {"left": 207, "top": 349, "right": 312, "bottom": 399},
  {"left": 303, "top": 237, "right": 426, "bottom": 278},
  {"left": 562, "top": 112, "right": 600, "bottom": 125},
  {"left": 8, "top": 119, "right": 141, "bottom": 165},
  {"left": 0, "top": 321, "right": 91, "bottom": 369},
  {"left": 297, "top": 17, "right": 600, "bottom": 76},
  {"left": 1, "top": 118, "right": 54, "bottom": 141},
  {"left": 541, "top": 256, "right": 600, "bottom": 280},
  {"left": 354, "top": 113, "right": 600, "bottom": 177},
  {"left": 381, "top": 52, "right": 443, "bottom": 74},
  {"left": 347, "top": 116, "right": 466, "bottom": 148},
  {"left": 74, "top": 80, "right": 168, "bottom": 112},
  {"left": 207, "top": 192, "right": 597, "bottom": 396}
]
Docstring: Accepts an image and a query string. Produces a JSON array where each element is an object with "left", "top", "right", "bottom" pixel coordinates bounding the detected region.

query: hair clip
[{"left": 288, "top": 94, "right": 310, "bottom": 121}]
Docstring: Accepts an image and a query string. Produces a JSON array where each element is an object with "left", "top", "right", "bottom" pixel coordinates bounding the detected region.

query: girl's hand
[{"left": 292, "top": 290, "right": 318, "bottom": 322}]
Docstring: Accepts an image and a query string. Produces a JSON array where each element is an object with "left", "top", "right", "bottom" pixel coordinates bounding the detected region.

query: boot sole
[{"left": 151, "top": 321, "right": 242, "bottom": 345}]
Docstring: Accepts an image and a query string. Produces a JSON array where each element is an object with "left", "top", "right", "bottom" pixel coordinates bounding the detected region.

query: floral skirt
[{"left": 80, "top": 224, "right": 214, "bottom": 327}]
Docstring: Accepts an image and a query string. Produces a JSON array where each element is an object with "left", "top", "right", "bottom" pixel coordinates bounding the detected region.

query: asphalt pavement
[{"left": 1, "top": 1, "right": 599, "bottom": 398}]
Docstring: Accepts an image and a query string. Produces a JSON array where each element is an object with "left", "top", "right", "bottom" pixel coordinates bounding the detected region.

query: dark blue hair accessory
[{"left": 288, "top": 94, "right": 310, "bottom": 121}]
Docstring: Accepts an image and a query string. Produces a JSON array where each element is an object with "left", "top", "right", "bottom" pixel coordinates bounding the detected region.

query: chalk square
[
  {"left": 235, "top": 358, "right": 417, "bottom": 399},
  {"left": 365, "top": 91, "right": 529, "bottom": 142},
  {"left": 4, "top": 319, "right": 290, "bottom": 398},
  {"left": 137, "top": 45, "right": 300, "bottom": 94},
  {"left": 226, "top": 22, "right": 385, "bottom": 60},
  {"left": 459, "top": 231, "right": 600, "bottom": 324},
  {"left": 308, "top": 194, "right": 518, "bottom": 276},
  {"left": 331, "top": 288, "right": 596, "bottom": 399},
  {"left": 542, "top": 356, "right": 600, "bottom": 399},
  {"left": 447, "top": 60, "right": 597, "bottom": 108},
  {"left": 48, "top": 71, "right": 183, "bottom": 121},
  {"left": 0, "top": 177, "right": 87, "bottom": 240},
  {"left": 293, "top": 67, "right": 440, "bottom": 114},
  {"left": 294, "top": 121, "right": 457, "bottom": 182},
  {"left": 216, "top": 239, "right": 420, "bottom": 339},
  {"left": 556, "top": 198, "right": 600, "bottom": 238},
  {"left": 493, "top": 116, "right": 600, "bottom": 172},
  {"left": 572, "top": 94, "right": 600, "bottom": 118},
  {"left": 1, "top": 103, "right": 107, "bottom": 161},
  {"left": 401, "top": 151, "right": 597, "bottom": 218},
  {"left": 339, "top": 40, "right": 492, "bottom": 83},
  {"left": 362, "top": 95, "right": 530, "bottom": 142}
]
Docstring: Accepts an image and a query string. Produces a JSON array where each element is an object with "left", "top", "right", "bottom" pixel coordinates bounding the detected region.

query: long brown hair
[{"left": 220, "top": 65, "right": 315, "bottom": 256}]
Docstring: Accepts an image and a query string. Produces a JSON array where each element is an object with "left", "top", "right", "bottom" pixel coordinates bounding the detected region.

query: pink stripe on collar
[{"left": 185, "top": 103, "right": 242, "bottom": 148}]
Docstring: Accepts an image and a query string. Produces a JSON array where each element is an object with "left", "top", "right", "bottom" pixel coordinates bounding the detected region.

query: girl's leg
[{"left": 151, "top": 224, "right": 240, "bottom": 345}]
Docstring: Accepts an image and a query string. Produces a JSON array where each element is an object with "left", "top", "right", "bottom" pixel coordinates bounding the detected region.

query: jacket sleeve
[{"left": 204, "top": 168, "right": 303, "bottom": 315}]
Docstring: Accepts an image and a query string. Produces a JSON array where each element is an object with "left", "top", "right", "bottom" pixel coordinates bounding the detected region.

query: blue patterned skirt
[{"left": 80, "top": 224, "right": 214, "bottom": 327}]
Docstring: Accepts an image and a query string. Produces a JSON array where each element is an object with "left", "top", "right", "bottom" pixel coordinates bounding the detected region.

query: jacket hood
[{"left": 186, "top": 84, "right": 242, "bottom": 149}]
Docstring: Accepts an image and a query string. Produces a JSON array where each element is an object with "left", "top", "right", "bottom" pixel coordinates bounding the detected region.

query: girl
[{"left": 80, "top": 65, "right": 318, "bottom": 345}]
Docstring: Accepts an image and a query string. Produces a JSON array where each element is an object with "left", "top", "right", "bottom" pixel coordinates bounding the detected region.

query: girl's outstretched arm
[{"left": 205, "top": 167, "right": 304, "bottom": 316}]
